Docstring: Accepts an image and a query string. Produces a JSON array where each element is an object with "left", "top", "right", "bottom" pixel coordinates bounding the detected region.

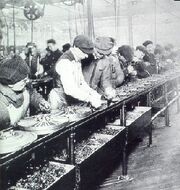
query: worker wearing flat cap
[
  {"left": 0, "top": 56, "right": 50, "bottom": 130},
  {"left": 142, "top": 40, "right": 157, "bottom": 74},
  {"left": 49, "top": 35, "right": 103, "bottom": 111},
  {"left": 83, "top": 36, "right": 121, "bottom": 99}
]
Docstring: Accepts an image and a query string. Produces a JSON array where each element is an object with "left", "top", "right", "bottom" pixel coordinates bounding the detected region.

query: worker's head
[
  {"left": 94, "top": 36, "right": 114, "bottom": 58},
  {"left": 47, "top": 39, "right": 58, "bottom": 52},
  {"left": 73, "top": 35, "right": 94, "bottom": 60},
  {"left": 135, "top": 46, "right": 147, "bottom": 59},
  {"left": 0, "top": 56, "right": 30, "bottom": 91},
  {"left": 25, "top": 42, "right": 37, "bottom": 56},
  {"left": 143, "top": 40, "right": 154, "bottom": 54},
  {"left": 118, "top": 45, "right": 134, "bottom": 62},
  {"left": 62, "top": 43, "right": 71, "bottom": 53},
  {"left": 164, "top": 43, "right": 174, "bottom": 55},
  {"left": 164, "top": 43, "right": 176, "bottom": 60},
  {"left": 154, "top": 44, "right": 165, "bottom": 61}
]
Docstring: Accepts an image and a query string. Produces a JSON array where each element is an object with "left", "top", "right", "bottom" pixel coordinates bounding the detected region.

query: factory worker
[
  {"left": 133, "top": 46, "right": 151, "bottom": 79},
  {"left": 82, "top": 36, "right": 117, "bottom": 100},
  {"left": 25, "top": 42, "right": 42, "bottom": 79},
  {"left": 163, "top": 43, "right": 177, "bottom": 70},
  {"left": 0, "top": 56, "right": 50, "bottom": 130},
  {"left": 117, "top": 45, "right": 137, "bottom": 81},
  {"left": 142, "top": 40, "right": 157, "bottom": 74},
  {"left": 49, "top": 35, "right": 103, "bottom": 111},
  {"left": 40, "top": 39, "right": 62, "bottom": 79},
  {"left": 154, "top": 44, "right": 165, "bottom": 72}
]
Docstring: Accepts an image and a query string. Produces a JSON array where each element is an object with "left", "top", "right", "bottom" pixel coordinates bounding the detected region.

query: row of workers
[{"left": 0, "top": 35, "right": 176, "bottom": 129}]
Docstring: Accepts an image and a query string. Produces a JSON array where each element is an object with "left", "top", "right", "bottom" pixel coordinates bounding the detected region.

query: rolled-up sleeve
[{"left": 56, "top": 60, "right": 90, "bottom": 102}]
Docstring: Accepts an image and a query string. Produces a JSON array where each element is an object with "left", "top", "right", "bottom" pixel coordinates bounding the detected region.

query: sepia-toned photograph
[{"left": 0, "top": 0, "right": 180, "bottom": 189}]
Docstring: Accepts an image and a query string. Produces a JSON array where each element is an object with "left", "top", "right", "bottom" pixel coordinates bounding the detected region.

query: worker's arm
[{"left": 56, "top": 59, "right": 90, "bottom": 102}]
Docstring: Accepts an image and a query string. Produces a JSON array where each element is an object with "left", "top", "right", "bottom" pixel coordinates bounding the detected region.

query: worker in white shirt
[{"left": 48, "top": 35, "right": 104, "bottom": 111}]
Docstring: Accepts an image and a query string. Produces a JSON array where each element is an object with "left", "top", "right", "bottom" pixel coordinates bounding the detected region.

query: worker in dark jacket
[
  {"left": 0, "top": 56, "right": 50, "bottom": 130},
  {"left": 117, "top": 45, "right": 137, "bottom": 81},
  {"left": 40, "top": 39, "right": 62, "bottom": 77},
  {"left": 25, "top": 42, "right": 42, "bottom": 79},
  {"left": 142, "top": 40, "right": 157, "bottom": 74},
  {"left": 133, "top": 46, "right": 151, "bottom": 78},
  {"left": 82, "top": 36, "right": 117, "bottom": 99}
]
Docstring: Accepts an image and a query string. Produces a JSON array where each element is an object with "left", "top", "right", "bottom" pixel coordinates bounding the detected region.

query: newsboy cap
[
  {"left": 0, "top": 56, "right": 30, "bottom": 85},
  {"left": 95, "top": 37, "right": 114, "bottom": 55},
  {"left": 143, "top": 40, "right": 153, "bottom": 47},
  {"left": 73, "top": 35, "right": 94, "bottom": 55}
]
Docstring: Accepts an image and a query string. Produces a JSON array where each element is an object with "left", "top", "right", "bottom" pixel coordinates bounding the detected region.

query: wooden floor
[{"left": 96, "top": 104, "right": 180, "bottom": 190}]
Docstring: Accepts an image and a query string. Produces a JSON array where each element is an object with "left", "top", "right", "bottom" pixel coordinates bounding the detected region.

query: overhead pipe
[{"left": 12, "top": 0, "right": 16, "bottom": 53}]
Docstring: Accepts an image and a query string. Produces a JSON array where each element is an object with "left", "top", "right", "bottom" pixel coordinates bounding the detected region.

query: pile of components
[
  {"left": 10, "top": 162, "right": 74, "bottom": 190},
  {"left": 18, "top": 105, "right": 92, "bottom": 135}
]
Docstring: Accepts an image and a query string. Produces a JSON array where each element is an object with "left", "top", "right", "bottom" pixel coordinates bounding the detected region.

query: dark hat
[
  {"left": 26, "top": 42, "right": 36, "bottom": 48},
  {"left": 118, "top": 45, "right": 134, "bottom": 62},
  {"left": 95, "top": 37, "right": 114, "bottom": 55},
  {"left": 136, "top": 46, "right": 147, "bottom": 54},
  {"left": 73, "top": 35, "right": 94, "bottom": 55},
  {"left": 47, "top": 39, "right": 56, "bottom": 44},
  {"left": 143, "top": 40, "right": 153, "bottom": 47},
  {"left": 0, "top": 56, "right": 30, "bottom": 85},
  {"left": 62, "top": 43, "right": 71, "bottom": 53}
]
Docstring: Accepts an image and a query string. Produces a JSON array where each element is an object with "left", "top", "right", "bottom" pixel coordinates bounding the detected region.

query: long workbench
[{"left": 1, "top": 68, "right": 180, "bottom": 190}]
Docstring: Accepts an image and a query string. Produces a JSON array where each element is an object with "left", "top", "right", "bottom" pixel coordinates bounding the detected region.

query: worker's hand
[
  {"left": 128, "top": 65, "right": 137, "bottom": 76},
  {"left": 127, "top": 65, "right": 134, "bottom": 73},
  {"left": 105, "top": 87, "right": 116, "bottom": 100},
  {"left": 111, "top": 96, "right": 120, "bottom": 102},
  {"left": 89, "top": 96, "right": 103, "bottom": 109},
  {"left": 133, "top": 56, "right": 140, "bottom": 62},
  {"left": 131, "top": 70, "right": 137, "bottom": 76},
  {"left": 39, "top": 100, "right": 51, "bottom": 113}
]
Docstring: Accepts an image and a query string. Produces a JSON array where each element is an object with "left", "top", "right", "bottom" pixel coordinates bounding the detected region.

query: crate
[
  {"left": 45, "top": 162, "right": 75, "bottom": 190},
  {"left": 75, "top": 128, "right": 125, "bottom": 189},
  {"left": 108, "top": 106, "right": 152, "bottom": 142},
  {"left": 9, "top": 162, "right": 75, "bottom": 190}
]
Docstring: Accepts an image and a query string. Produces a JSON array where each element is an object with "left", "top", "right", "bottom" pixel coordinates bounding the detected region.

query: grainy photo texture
[{"left": 0, "top": 0, "right": 180, "bottom": 190}]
